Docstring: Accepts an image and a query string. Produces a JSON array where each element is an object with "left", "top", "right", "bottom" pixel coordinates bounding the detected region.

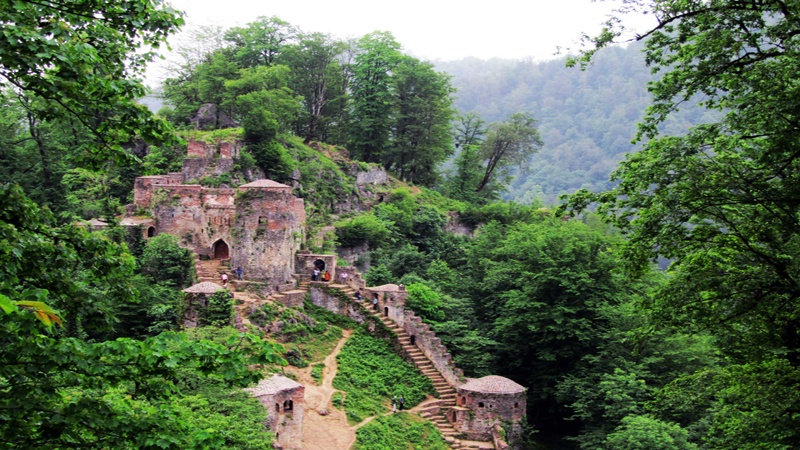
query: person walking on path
[
  {"left": 391, "top": 396, "right": 398, "bottom": 413},
  {"left": 236, "top": 267, "right": 243, "bottom": 280},
  {"left": 312, "top": 268, "right": 320, "bottom": 281},
  {"left": 355, "top": 289, "right": 363, "bottom": 301},
  {"left": 398, "top": 396, "right": 405, "bottom": 411},
  {"left": 372, "top": 294, "right": 379, "bottom": 311},
  {"left": 221, "top": 272, "right": 228, "bottom": 287}
]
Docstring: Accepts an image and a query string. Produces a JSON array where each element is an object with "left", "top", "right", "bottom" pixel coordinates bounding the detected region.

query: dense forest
[{"left": 2, "top": 1, "right": 800, "bottom": 450}]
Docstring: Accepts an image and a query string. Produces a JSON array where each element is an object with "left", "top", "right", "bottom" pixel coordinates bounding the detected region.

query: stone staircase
[
  {"left": 231, "top": 279, "right": 494, "bottom": 449},
  {"left": 327, "top": 283, "right": 492, "bottom": 449},
  {"left": 195, "top": 258, "right": 230, "bottom": 284}
]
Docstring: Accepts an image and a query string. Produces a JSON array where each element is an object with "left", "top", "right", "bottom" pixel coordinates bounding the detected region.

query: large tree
[
  {"left": 386, "top": 56, "right": 455, "bottom": 185},
  {"left": 348, "top": 31, "right": 403, "bottom": 163},
  {"left": 476, "top": 112, "right": 543, "bottom": 193},
  {"left": 280, "top": 32, "right": 346, "bottom": 144},
  {"left": 224, "top": 16, "right": 297, "bottom": 68},
  {"left": 0, "top": 0, "right": 182, "bottom": 154},
  {"left": 564, "top": 1, "right": 800, "bottom": 447},
  {"left": 0, "top": 2, "right": 286, "bottom": 447}
]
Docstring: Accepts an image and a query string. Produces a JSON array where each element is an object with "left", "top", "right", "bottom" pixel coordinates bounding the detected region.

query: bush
[
  {"left": 200, "top": 291, "right": 234, "bottom": 327},
  {"left": 365, "top": 263, "right": 393, "bottom": 286},
  {"left": 353, "top": 413, "right": 448, "bottom": 450},
  {"left": 139, "top": 234, "right": 195, "bottom": 288},
  {"left": 405, "top": 283, "right": 445, "bottom": 322},
  {"left": 336, "top": 214, "right": 390, "bottom": 248}
]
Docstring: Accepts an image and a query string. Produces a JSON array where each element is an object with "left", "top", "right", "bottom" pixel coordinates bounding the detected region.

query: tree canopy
[{"left": 560, "top": 1, "right": 800, "bottom": 447}]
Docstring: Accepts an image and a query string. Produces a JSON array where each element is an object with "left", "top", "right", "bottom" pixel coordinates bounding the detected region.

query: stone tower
[
  {"left": 245, "top": 374, "right": 305, "bottom": 449},
  {"left": 451, "top": 375, "right": 527, "bottom": 448}
]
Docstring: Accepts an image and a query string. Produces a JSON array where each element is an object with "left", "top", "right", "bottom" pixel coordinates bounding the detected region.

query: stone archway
[
  {"left": 212, "top": 239, "right": 230, "bottom": 259},
  {"left": 314, "top": 259, "right": 326, "bottom": 271},
  {"left": 147, "top": 226, "right": 156, "bottom": 238}
]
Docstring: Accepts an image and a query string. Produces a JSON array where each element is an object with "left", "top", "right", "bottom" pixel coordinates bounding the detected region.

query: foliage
[
  {"left": 225, "top": 16, "right": 297, "bottom": 67},
  {"left": 0, "top": 183, "right": 136, "bottom": 338},
  {"left": 333, "top": 329, "right": 435, "bottom": 423},
  {"left": 0, "top": 309, "right": 283, "bottom": 449},
  {"left": 336, "top": 213, "right": 390, "bottom": 248},
  {"left": 384, "top": 55, "right": 455, "bottom": 185},
  {"left": 476, "top": 112, "right": 542, "bottom": 193},
  {"left": 302, "top": 299, "right": 358, "bottom": 330},
  {"left": 250, "top": 300, "right": 347, "bottom": 364},
  {"left": 0, "top": 0, "right": 183, "bottom": 156},
  {"left": 116, "top": 275, "right": 184, "bottom": 339},
  {"left": 139, "top": 233, "right": 195, "bottom": 289},
  {"left": 279, "top": 31, "right": 347, "bottom": 143},
  {"left": 652, "top": 359, "right": 800, "bottom": 450},
  {"left": 311, "top": 363, "right": 325, "bottom": 384},
  {"left": 348, "top": 31, "right": 403, "bottom": 163},
  {"left": 555, "top": 294, "right": 720, "bottom": 449},
  {"left": 200, "top": 290, "right": 234, "bottom": 327},
  {"left": 604, "top": 415, "right": 697, "bottom": 450},
  {"left": 405, "top": 283, "right": 445, "bottom": 322},
  {"left": 353, "top": 412, "right": 448, "bottom": 450},
  {"left": 556, "top": 1, "right": 800, "bottom": 446},
  {"left": 563, "top": 0, "right": 800, "bottom": 362},
  {"left": 365, "top": 263, "right": 393, "bottom": 287}
]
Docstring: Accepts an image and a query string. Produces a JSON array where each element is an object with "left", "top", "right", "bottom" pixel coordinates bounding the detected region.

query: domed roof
[
  {"left": 183, "top": 282, "right": 225, "bottom": 294},
  {"left": 245, "top": 374, "right": 303, "bottom": 397},
  {"left": 239, "top": 179, "right": 291, "bottom": 189},
  {"left": 460, "top": 375, "right": 525, "bottom": 394}
]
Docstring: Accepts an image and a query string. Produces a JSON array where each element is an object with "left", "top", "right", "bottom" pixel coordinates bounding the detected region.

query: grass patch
[
  {"left": 311, "top": 363, "right": 325, "bottom": 385},
  {"left": 333, "top": 328, "right": 435, "bottom": 424},
  {"left": 248, "top": 302, "right": 343, "bottom": 366},
  {"left": 332, "top": 391, "right": 344, "bottom": 410},
  {"left": 303, "top": 298, "right": 358, "bottom": 329},
  {"left": 353, "top": 412, "right": 448, "bottom": 450}
]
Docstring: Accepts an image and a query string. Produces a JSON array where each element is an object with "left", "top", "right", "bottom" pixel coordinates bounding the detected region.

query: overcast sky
[{"left": 161, "top": 0, "right": 652, "bottom": 61}]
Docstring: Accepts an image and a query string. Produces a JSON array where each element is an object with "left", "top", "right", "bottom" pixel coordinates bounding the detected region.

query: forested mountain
[
  {"left": 3, "top": 1, "right": 800, "bottom": 450},
  {"left": 437, "top": 43, "right": 719, "bottom": 204}
]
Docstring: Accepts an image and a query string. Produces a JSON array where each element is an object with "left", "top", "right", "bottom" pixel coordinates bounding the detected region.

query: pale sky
[{"left": 161, "top": 0, "right": 651, "bottom": 62}]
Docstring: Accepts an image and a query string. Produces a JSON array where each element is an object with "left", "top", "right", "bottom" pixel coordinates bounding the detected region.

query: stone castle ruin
[
  {"left": 130, "top": 139, "right": 305, "bottom": 293},
  {"left": 122, "top": 137, "right": 526, "bottom": 449}
]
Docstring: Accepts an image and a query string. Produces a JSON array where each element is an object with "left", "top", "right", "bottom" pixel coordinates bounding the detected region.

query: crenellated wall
[{"left": 400, "top": 313, "right": 465, "bottom": 388}]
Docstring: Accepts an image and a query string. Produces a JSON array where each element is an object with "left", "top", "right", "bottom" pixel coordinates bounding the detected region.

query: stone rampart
[
  {"left": 307, "top": 285, "right": 368, "bottom": 324},
  {"left": 401, "top": 313, "right": 465, "bottom": 387}
]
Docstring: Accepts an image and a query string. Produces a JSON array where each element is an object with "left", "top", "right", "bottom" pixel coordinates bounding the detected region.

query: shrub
[
  {"left": 200, "top": 291, "right": 234, "bottom": 327},
  {"left": 139, "top": 234, "right": 195, "bottom": 288},
  {"left": 336, "top": 214, "right": 390, "bottom": 248},
  {"left": 405, "top": 283, "right": 445, "bottom": 322}
]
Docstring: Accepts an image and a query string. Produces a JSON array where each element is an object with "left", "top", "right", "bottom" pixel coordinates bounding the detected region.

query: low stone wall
[
  {"left": 307, "top": 285, "right": 368, "bottom": 324},
  {"left": 493, "top": 424, "right": 510, "bottom": 450}
]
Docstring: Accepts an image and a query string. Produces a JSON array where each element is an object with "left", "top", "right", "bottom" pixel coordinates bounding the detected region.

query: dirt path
[{"left": 295, "top": 329, "right": 357, "bottom": 450}]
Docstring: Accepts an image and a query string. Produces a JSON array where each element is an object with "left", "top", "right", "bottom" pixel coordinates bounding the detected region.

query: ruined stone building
[
  {"left": 244, "top": 374, "right": 305, "bottom": 449},
  {"left": 129, "top": 139, "right": 306, "bottom": 292}
]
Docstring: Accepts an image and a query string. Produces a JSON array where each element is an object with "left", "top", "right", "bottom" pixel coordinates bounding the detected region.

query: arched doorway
[
  {"left": 314, "top": 259, "right": 325, "bottom": 271},
  {"left": 147, "top": 226, "right": 156, "bottom": 237},
  {"left": 212, "top": 239, "right": 230, "bottom": 259}
]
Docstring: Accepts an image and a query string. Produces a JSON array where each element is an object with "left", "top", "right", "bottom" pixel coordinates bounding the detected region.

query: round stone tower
[{"left": 451, "top": 375, "right": 526, "bottom": 446}]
